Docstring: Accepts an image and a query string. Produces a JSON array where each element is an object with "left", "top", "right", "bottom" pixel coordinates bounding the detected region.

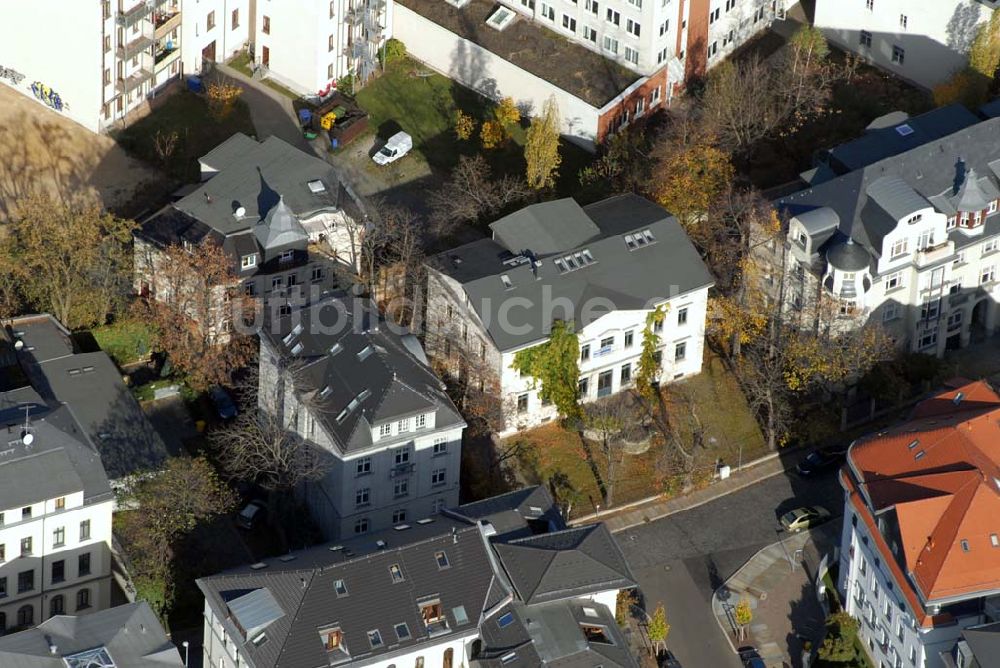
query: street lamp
[{"left": 181, "top": 640, "right": 189, "bottom": 667}]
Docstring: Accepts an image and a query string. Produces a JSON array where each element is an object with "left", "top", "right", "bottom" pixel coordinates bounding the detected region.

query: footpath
[{"left": 712, "top": 524, "right": 839, "bottom": 667}]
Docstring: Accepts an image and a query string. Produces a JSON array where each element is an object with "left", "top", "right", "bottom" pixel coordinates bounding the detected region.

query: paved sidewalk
[
  {"left": 214, "top": 63, "right": 313, "bottom": 152},
  {"left": 713, "top": 524, "right": 838, "bottom": 667},
  {"left": 574, "top": 452, "right": 793, "bottom": 533}
]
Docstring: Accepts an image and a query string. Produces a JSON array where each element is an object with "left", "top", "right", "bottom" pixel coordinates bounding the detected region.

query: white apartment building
[
  {"left": 776, "top": 105, "right": 1000, "bottom": 357},
  {"left": 425, "top": 194, "right": 713, "bottom": 434},
  {"left": 250, "top": 0, "right": 392, "bottom": 95},
  {"left": 838, "top": 380, "right": 1000, "bottom": 668},
  {"left": 0, "top": 0, "right": 250, "bottom": 133},
  {"left": 258, "top": 296, "right": 466, "bottom": 541},
  {"left": 197, "top": 486, "right": 639, "bottom": 668},
  {"left": 814, "top": 0, "right": 996, "bottom": 90},
  {"left": 0, "top": 408, "right": 115, "bottom": 634}
]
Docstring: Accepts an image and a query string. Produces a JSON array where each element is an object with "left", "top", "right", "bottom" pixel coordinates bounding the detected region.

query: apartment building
[
  {"left": 136, "top": 133, "right": 364, "bottom": 324},
  {"left": 0, "top": 601, "right": 183, "bottom": 665},
  {"left": 838, "top": 379, "right": 1000, "bottom": 668},
  {"left": 425, "top": 194, "right": 713, "bottom": 434},
  {"left": 0, "top": 0, "right": 249, "bottom": 133},
  {"left": 258, "top": 295, "right": 466, "bottom": 540},
  {"left": 774, "top": 104, "right": 1000, "bottom": 357},
  {"left": 250, "top": 0, "right": 392, "bottom": 96},
  {"left": 395, "top": 0, "right": 782, "bottom": 146},
  {"left": 197, "top": 485, "right": 638, "bottom": 668},
  {"left": 814, "top": 0, "right": 997, "bottom": 90}
]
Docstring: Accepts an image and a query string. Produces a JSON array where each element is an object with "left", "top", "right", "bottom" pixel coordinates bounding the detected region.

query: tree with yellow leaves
[
  {"left": 494, "top": 96, "right": 521, "bottom": 128},
  {"left": 480, "top": 120, "right": 506, "bottom": 150},
  {"left": 454, "top": 110, "right": 476, "bottom": 140},
  {"left": 525, "top": 96, "right": 562, "bottom": 190},
  {"left": 734, "top": 598, "right": 753, "bottom": 642},
  {"left": 650, "top": 136, "right": 734, "bottom": 228},
  {"left": 206, "top": 80, "right": 244, "bottom": 120}
]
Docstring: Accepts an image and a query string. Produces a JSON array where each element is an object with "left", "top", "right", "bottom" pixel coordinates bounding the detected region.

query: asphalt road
[{"left": 616, "top": 464, "right": 844, "bottom": 667}]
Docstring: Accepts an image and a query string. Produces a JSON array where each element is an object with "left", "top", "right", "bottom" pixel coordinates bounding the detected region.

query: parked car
[
  {"left": 796, "top": 446, "right": 847, "bottom": 477},
  {"left": 780, "top": 505, "right": 832, "bottom": 533},
  {"left": 236, "top": 500, "right": 267, "bottom": 530},
  {"left": 737, "top": 646, "right": 766, "bottom": 668},
  {"left": 658, "top": 649, "right": 683, "bottom": 667},
  {"left": 372, "top": 131, "right": 413, "bottom": 165},
  {"left": 209, "top": 386, "right": 238, "bottom": 420}
]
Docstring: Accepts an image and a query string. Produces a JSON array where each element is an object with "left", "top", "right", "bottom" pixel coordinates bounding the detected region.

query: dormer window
[
  {"left": 975, "top": 211, "right": 983, "bottom": 225},
  {"left": 241, "top": 254, "right": 257, "bottom": 269},
  {"left": 419, "top": 600, "right": 449, "bottom": 635},
  {"left": 379, "top": 423, "right": 392, "bottom": 438},
  {"left": 906, "top": 214, "right": 922, "bottom": 225},
  {"left": 279, "top": 249, "right": 294, "bottom": 263},
  {"left": 947, "top": 216, "right": 957, "bottom": 230},
  {"left": 961, "top": 212, "right": 970, "bottom": 227},
  {"left": 797, "top": 231, "right": 807, "bottom": 248},
  {"left": 990, "top": 201, "right": 998, "bottom": 214},
  {"left": 320, "top": 627, "right": 343, "bottom": 651}
]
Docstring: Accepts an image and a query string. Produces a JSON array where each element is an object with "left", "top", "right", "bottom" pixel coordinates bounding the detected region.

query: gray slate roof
[
  {"left": 962, "top": 621, "right": 1000, "bottom": 665},
  {"left": 449, "top": 485, "right": 565, "bottom": 540},
  {"left": 493, "top": 524, "right": 636, "bottom": 605},
  {"left": 199, "top": 489, "right": 639, "bottom": 668},
  {"left": 0, "top": 602, "right": 182, "bottom": 667},
  {"left": 8, "top": 315, "right": 174, "bottom": 479},
  {"left": 260, "top": 295, "right": 464, "bottom": 454},
  {"left": 428, "top": 194, "right": 714, "bottom": 352},
  {"left": 820, "top": 105, "right": 980, "bottom": 175},
  {"left": 777, "top": 116, "right": 1000, "bottom": 265}
]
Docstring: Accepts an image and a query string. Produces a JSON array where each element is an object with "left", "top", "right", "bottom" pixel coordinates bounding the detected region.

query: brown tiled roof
[{"left": 848, "top": 380, "right": 1000, "bottom": 606}]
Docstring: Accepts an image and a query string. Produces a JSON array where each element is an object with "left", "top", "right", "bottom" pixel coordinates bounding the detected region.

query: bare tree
[
  {"left": 428, "top": 155, "right": 531, "bottom": 234},
  {"left": 703, "top": 57, "right": 788, "bottom": 155},
  {"left": 582, "top": 392, "right": 649, "bottom": 507}
]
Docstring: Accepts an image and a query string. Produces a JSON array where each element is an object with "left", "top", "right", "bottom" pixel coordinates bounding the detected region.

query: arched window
[
  {"left": 16, "top": 605, "right": 33, "bottom": 627},
  {"left": 76, "top": 588, "right": 91, "bottom": 611},
  {"left": 443, "top": 648, "right": 454, "bottom": 668},
  {"left": 50, "top": 595, "right": 65, "bottom": 616}
]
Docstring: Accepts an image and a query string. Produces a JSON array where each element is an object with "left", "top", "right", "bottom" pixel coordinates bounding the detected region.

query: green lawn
[
  {"left": 92, "top": 320, "right": 154, "bottom": 366},
  {"left": 355, "top": 58, "right": 593, "bottom": 196},
  {"left": 116, "top": 90, "right": 256, "bottom": 182},
  {"left": 511, "top": 351, "right": 767, "bottom": 517}
]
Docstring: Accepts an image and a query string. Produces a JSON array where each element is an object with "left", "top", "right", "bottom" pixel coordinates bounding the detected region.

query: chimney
[
  {"left": 452, "top": 527, "right": 458, "bottom": 544},
  {"left": 204, "top": 192, "right": 213, "bottom": 204}
]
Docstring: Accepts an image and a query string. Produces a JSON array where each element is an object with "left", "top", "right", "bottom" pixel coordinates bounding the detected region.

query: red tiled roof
[{"left": 848, "top": 380, "right": 1000, "bottom": 605}]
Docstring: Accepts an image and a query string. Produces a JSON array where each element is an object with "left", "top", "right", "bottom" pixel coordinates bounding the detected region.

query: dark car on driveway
[
  {"left": 209, "top": 386, "right": 238, "bottom": 420},
  {"left": 796, "top": 446, "right": 847, "bottom": 477},
  {"left": 738, "top": 646, "right": 766, "bottom": 668},
  {"left": 658, "top": 649, "right": 682, "bottom": 668}
]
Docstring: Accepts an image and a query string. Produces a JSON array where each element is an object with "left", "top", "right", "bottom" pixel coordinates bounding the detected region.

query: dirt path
[{"left": 0, "top": 85, "right": 161, "bottom": 220}]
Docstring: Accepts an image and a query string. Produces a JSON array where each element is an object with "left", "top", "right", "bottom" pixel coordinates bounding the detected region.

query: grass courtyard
[
  {"left": 510, "top": 352, "right": 767, "bottom": 518},
  {"left": 116, "top": 90, "right": 256, "bottom": 183},
  {"left": 354, "top": 58, "right": 595, "bottom": 197}
]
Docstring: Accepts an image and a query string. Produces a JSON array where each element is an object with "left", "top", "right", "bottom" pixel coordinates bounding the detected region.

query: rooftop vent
[
  {"left": 278, "top": 554, "right": 297, "bottom": 562},
  {"left": 907, "top": 439, "right": 919, "bottom": 450},
  {"left": 376, "top": 540, "right": 387, "bottom": 549},
  {"left": 249, "top": 562, "right": 268, "bottom": 570},
  {"left": 500, "top": 274, "right": 513, "bottom": 289},
  {"left": 394, "top": 524, "right": 411, "bottom": 531},
  {"left": 307, "top": 179, "right": 327, "bottom": 194},
  {"left": 914, "top": 450, "right": 926, "bottom": 461},
  {"left": 329, "top": 545, "right": 344, "bottom": 552},
  {"left": 895, "top": 124, "right": 915, "bottom": 137},
  {"left": 417, "top": 518, "right": 435, "bottom": 525},
  {"left": 961, "top": 539, "right": 970, "bottom": 552},
  {"left": 953, "top": 391, "right": 965, "bottom": 405}
]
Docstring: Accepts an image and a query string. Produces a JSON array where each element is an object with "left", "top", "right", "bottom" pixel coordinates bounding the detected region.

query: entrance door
[
  {"left": 261, "top": 45, "right": 270, "bottom": 67},
  {"left": 202, "top": 40, "right": 216, "bottom": 63}
]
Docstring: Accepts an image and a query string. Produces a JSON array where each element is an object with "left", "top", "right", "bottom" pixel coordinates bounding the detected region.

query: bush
[{"left": 382, "top": 39, "right": 406, "bottom": 66}]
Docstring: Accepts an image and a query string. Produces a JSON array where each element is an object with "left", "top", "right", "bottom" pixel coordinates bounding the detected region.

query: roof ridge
[{"left": 507, "top": 524, "right": 593, "bottom": 545}]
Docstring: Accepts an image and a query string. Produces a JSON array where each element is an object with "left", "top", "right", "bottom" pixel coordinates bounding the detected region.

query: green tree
[
  {"left": 2, "top": 194, "right": 135, "bottom": 330},
  {"left": 635, "top": 306, "right": 667, "bottom": 402},
  {"left": 817, "top": 611, "right": 860, "bottom": 664},
  {"left": 525, "top": 96, "right": 562, "bottom": 190},
  {"left": 382, "top": 38, "right": 407, "bottom": 66},
  {"left": 647, "top": 603, "right": 670, "bottom": 652},
  {"left": 511, "top": 320, "right": 581, "bottom": 421},
  {"left": 970, "top": 10, "right": 1000, "bottom": 80}
]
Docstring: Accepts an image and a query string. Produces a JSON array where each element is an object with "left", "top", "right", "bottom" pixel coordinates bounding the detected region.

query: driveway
[
  {"left": 616, "top": 463, "right": 843, "bottom": 667},
  {"left": 142, "top": 394, "right": 198, "bottom": 455}
]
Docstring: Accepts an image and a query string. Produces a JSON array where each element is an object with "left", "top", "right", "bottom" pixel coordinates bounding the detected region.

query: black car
[
  {"left": 737, "top": 646, "right": 766, "bottom": 668},
  {"left": 796, "top": 446, "right": 846, "bottom": 477},
  {"left": 658, "top": 649, "right": 682, "bottom": 668}
]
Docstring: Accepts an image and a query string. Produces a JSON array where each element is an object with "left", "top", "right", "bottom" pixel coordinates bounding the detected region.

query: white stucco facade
[
  {"left": 250, "top": 0, "right": 391, "bottom": 95},
  {"left": 814, "top": 0, "right": 993, "bottom": 89},
  {"left": 0, "top": 491, "right": 114, "bottom": 633},
  {"left": 0, "top": 0, "right": 249, "bottom": 134}
]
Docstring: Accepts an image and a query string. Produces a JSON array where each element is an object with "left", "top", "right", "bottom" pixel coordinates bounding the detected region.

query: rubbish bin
[
  {"left": 186, "top": 75, "right": 203, "bottom": 93},
  {"left": 298, "top": 108, "right": 313, "bottom": 126}
]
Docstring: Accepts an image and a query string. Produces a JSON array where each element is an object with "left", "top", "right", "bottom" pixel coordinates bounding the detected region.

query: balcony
[
  {"left": 344, "top": 8, "right": 364, "bottom": 24},
  {"left": 117, "top": 66, "right": 153, "bottom": 94},
  {"left": 914, "top": 241, "right": 954, "bottom": 268},
  {"left": 118, "top": 33, "right": 153, "bottom": 58},
  {"left": 153, "top": 9, "right": 181, "bottom": 39},
  {"left": 117, "top": 0, "right": 153, "bottom": 28},
  {"left": 154, "top": 45, "right": 180, "bottom": 70},
  {"left": 389, "top": 463, "right": 414, "bottom": 478}
]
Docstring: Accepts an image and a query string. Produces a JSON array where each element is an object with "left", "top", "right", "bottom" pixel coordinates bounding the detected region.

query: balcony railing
[
  {"left": 154, "top": 46, "right": 180, "bottom": 69},
  {"left": 116, "top": 66, "right": 153, "bottom": 94},
  {"left": 117, "top": 0, "right": 153, "bottom": 28},
  {"left": 915, "top": 241, "right": 954, "bottom": 268},
  {"left": 153, "top": 10, "right": 181, "bottom": 39},
  {"left": 118, "top": 33, "right": 153, "bottom": 58}
]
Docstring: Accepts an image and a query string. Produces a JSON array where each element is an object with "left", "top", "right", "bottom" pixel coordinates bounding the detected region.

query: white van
[{"left": 372, "top": 131, "right": 413, "bottom": 165}]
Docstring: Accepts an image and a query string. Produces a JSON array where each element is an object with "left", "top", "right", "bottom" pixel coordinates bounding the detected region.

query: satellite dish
[
  {"left": 21, "top": 432, "right": 33, "bottom": 446},
  {"left": 234, "top": 206, "right": 247, "bottom": 218},
  {"left": 13, "top": 340, "right": 23, "bottom": 351}
]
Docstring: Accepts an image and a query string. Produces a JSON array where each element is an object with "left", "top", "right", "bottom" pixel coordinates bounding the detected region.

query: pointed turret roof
[
  {"left": 953, "top": 167, "right": 992, "bottom": 212},
  {"left": 254, "top": 195, "right": 308, "bottom": 251}
]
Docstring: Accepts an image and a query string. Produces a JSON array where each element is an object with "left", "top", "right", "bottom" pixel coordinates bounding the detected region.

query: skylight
[
  {"left": 953, "top": 391, "right": 965, "bottom": 405},
  {"left": 307, "top": 179, "right": 327, "bottom": 193},
  {"left": 501, "top": 274, "right": 513, "bottom": 289},
  {"left": 368, "top": 629, "right": 383, "bottom": 648},
  {"left": 389, "top": 564, "right": 405, "bottom": 583},
  {"left": 895, "top": 124, "right": 915, "bottom": 137},
  {"left": 624, "top": 229, "right": 655, "bottom": 250},
  {"left": 487, "top": 5, "right": 515, "bottom": 30},
  {"left": 334, "top": 579, "right": 348, "bottom": 596},
  {"left": 290, "top": 342, "right": 304, "bottom": 355},
  {"left": 329, "top": 342, "right": 343, "bottom": 356},
  {"left": 319, "top": 386, "right": 333, "bottom": 399},
  {"left": 357, "top": 345, "right": 374, "bottom": 361},
  {"left": 435, "top": 551, "right": 450, "bottom": 569},
  {"left": 395, "top": 622, "right": 411, "bottom": 640},
  {"left": 64, "top": 648, "right": 116, "bottom": 668},
  {"left": 556, "top": 249, "right": 596, "bottom": 274},
  {"left": 498, "top": 612, "right": 515, "bottom": 628}
]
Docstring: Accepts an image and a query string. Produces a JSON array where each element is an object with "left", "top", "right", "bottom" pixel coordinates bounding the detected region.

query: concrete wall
[
  {"left": 394, "top": 4, "right": 603, "bottom": 148},
  {"left": 0, "top": 1, "right": 103, "bottom": 132},
  {"left": 814, "top": 0, "right": 991, "bottom": 89}
]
